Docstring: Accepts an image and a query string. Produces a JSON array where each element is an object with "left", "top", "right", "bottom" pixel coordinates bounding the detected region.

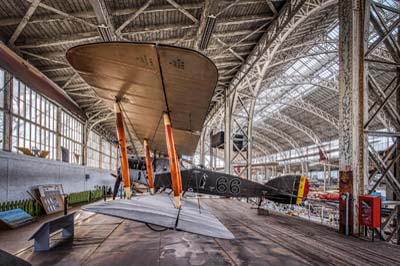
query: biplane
[{"left": 66, "top": 42, "right": 309, "bottom": 240}]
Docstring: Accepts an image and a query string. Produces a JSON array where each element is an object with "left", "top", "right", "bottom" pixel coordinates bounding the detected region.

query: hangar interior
[{"left": 0, "top": 0, "right": 400, "bottom": 265}]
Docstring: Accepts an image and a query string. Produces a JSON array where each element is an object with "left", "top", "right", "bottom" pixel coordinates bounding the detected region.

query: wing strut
[
  {"left": 144, "top": 139, "right": 154, "bottom": 194},
  {"left": 175, "top": 152, "right": 183, "bottom": 199},
  {"left": 115, "top": 101, "right": 131, "bottom": 199},
  {"left": 163, "top": 112, "right": 182, "bottom": 208}
]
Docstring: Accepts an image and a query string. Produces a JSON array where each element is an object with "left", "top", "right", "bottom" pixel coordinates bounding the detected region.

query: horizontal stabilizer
[
  {"left": 82, "top": 194, "right": 234, "bottom": 239},
  {"left": 264, "top": 175, "right": 309, "bottom": 204}
]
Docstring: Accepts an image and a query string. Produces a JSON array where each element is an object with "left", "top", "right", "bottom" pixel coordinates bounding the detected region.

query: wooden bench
[{"left": 28, "top": 212, "right": 75, "bottom": 251}]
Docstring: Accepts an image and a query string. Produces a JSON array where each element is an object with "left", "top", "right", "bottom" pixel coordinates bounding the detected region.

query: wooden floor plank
[{"left": 8, "top": 198, "right": 400, "bottom": 266}]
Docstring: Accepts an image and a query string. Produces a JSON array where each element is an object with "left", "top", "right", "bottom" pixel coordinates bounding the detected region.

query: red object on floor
[{"left": 315, "top": 192, "right": 339, "bottom": 201}]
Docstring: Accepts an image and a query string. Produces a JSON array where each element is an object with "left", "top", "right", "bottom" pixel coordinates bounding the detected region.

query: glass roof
[{"left": 254, "top": 26, "right": 339, "bottom": 121}]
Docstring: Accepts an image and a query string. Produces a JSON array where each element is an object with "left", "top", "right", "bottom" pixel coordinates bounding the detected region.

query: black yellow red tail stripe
[{"left": 296, "top": 176, "right": 309, "bottom": 205}]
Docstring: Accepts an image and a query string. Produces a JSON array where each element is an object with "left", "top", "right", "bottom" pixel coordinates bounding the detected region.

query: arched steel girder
[
  {"left": 253, "top": 125, "right": 307, "bottom": 173},
  {"left": 223, "top": 0, "right": 337, "bottom": 177},
  {"left": 276, "top": 40, "right": 338, "bottom": 55},
  {"left": 258, "top": 75, "right": 394, "bottom": 132},
  {"left": 88, "top": 109, "right": 111, "bottom": 123},
  {"left": 267, "top": 81, "right": 336, "bottom": 94},
  {"left": 256, "top": 99, "right": 339, "bottom": 129},
  {"left": 265, "top": 51, "right": 338, "bottom": 72},
  {"left": 260, "top": 112, "right": 328, "bottom": 158},
  {"left": 227, "top": 0, "right": 317, "bottom": 94},
  {"left": 252, "top": 131, "right": 285, "bottom": 155},
  {"left": 253, "top": 131, "right": 299, "bottom": 173},
  {"left": 291, "top": 100, "right": 339, "bottom": 129},
  {"left": 253, "top": 125, "right": 303, "bottom": 158},
  {"left": 259, "top": 79, "right": 392, "bottom": 133},
  {"left": 88, "top": 113, "right": 114, "bottom": 131},
  {"left": 252, "top": 142, "right": 270, "bottom": 158},
  {"left": 262, "top": 75, "right": 338, "bottom": 93},
  {"left": 254, "top": 0, "right": 336, "bottom": 86},
  {"left": 91, "top": 123, "right": 116, "bottom": 141},
  {"left": 204, "top": 76, "right": 338, "bottom": 134},
  {"left": 241, "top": 52, "right": 339, "bottom": 92}
]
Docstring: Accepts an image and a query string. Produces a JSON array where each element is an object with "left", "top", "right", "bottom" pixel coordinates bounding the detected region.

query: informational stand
[
  {"left": 29, "top": 212, "right": 75, "bottom": 251},
  {"left": 0, "top": 208, "right": 35, "bottom": 229}
]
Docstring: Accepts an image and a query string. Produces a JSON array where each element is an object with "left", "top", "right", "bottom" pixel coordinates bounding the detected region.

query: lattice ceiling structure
[
  {"left": 0, "top": 0, "right": 284, "bottom": 154},
  {"left": 203, "top": 0, "right": 399, "bottom": 166},
  {"left": 249, "top": 0, "right": 399, "bottom": 159},
  {"left": 0, "top": 0, "right": 397, "bottom": 160}
]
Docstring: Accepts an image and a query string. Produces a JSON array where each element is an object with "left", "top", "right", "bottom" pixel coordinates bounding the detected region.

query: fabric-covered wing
[
  {"left": 82, "top": 194, "right": 234, "bottom": 239},
  {"left": 66, "top": 42, "right": 218, "bottom": 155}
]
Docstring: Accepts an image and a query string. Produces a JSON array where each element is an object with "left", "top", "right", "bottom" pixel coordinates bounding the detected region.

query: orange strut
[
  {"left": 144, "top": 139, "right": 154, "bottom": 194},
  {"left": 163, "top": 113, "right": 181, "bottom": 208},
  {"left": 175, "top": 152, "right": 183, "bottom": 198},
  {"left": 115, "top": 102, "right": 131, "bottom": 199}
]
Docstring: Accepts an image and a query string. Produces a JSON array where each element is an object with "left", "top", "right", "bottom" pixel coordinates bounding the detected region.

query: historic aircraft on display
[{"left": 66, "top": 42, "right": 309, "bottom": 239}]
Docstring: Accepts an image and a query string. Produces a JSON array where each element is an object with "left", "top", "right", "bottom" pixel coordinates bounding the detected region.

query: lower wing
[{"left": 82, "top": 193, "right": 234, "bottom": 240}]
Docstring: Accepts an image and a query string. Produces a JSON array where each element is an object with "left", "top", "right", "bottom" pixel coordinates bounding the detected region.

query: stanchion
[
  {"left": 64, "top": 195, "right": 68, "bottom": 215},
  {"left": 340, "top": 192, "right": 350, "bottom": 236}
]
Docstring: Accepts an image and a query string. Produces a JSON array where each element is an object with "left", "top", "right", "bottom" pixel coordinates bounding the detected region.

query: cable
[
  {"left": 174, "top": 205, "right": 182, "bottom": 229},
  {"left": 149, "top": 112, "right": 163, "bottom": 148},
  {"left": 145, "top": 223, "right": 168, "bottom": 232},
  {"left": 155, "top": 44, "right": 170, "bottom": 114},
  {"left": 119, "top": 101, "right": 138, "bottom": 156}
]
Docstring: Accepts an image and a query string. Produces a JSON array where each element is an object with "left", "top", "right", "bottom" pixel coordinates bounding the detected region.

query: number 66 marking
[{"left": 216, "top": 177, "right": 241, "bottom": 194}]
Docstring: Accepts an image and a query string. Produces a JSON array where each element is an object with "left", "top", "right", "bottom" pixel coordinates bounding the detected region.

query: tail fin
[
  {"left": 264, "top": 175, "right": 309, "bottom": 205},
  {"left": 295, "top": 176, "right": 309, "bottom": 204}
]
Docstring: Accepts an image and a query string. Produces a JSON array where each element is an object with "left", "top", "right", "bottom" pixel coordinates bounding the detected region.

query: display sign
[
  {"left": 38, "top": 184, "right": 64, "bottom": 197},
  {"left": 40, "top": 195, "right": 64, "bottom": 214},
  {"left": 38, "top": 184, "right": 65, "bottom": 215}
]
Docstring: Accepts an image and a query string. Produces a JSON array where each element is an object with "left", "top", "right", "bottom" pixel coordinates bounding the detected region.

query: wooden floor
[{"left": 6, "top": 198, "right": 400, "bottom": 266}]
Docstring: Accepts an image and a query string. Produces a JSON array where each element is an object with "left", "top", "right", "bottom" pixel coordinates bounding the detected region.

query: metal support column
[
  {"left": 323, "top": 164, "right": 327, "bottom": 192},
  {"left": 56, "top": 107, "right": 62, "bottom": 161},
  {"left": 338, "top": 0, "right": 368, "bottom": 235},
  {"left": 247, "top": 110, "right": 253, "bottom": 181},
  {"left": 224, "top": 88, "right": 232, "bottom": 174},
  {"left": 3, "top": 72, "right": 12, "bottom": 152},
  {"left": 396, "top": 17, "right": 400, "bottom": 245},
  {"left": 199, "top": 129, "right": 205, "bottom": 167},
  {"left": 209, "top": 130, "right": 213, "bottom": 170},
  {"left": 82, "top": 122, "right": 88, "bottom": 166},
  {"left": 396, "top": 73, "right": 400, "bottom": 244},
  {"left": 363, "top": 0, "right": 400, "bottom": 243}
]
